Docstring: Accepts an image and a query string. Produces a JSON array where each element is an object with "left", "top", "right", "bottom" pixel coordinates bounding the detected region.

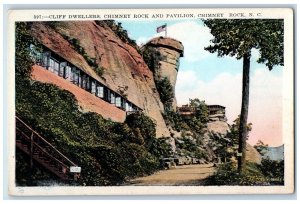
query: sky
[{"left": 119, "top": 19, "right": 283, "bottom": 147}]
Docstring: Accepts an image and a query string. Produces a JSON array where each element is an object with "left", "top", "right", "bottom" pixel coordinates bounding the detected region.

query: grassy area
[{"left": 205, "top": 160, "right": 284, "bottom": 186}]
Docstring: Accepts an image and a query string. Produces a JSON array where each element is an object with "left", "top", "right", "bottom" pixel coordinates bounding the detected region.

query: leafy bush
[
  {"left": 15, "top": 22, "right": 36, "bottom": 78},
  {"left": 205, "top": 162, "right": 269, "bottom": 186},
  {"left": 163, "top": 110, "right": 189, "bottom": 132},
  {"left": 155, "top": 77, "right": 174, "bottom": 109},
  {"left": 258, "top": 159, "right": 284, "bottom": 185},
  {"left": 99, "top": 20, "right": 138, "bottom": 49},
  {"left": 141, "top": 46, "right": 162, "bottom": 73},
  {"left": 125, "top": 112, "right": 156, "bottom": 149}
]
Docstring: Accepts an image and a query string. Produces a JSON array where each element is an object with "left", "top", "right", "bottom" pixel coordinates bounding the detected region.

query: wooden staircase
[{"left": 15, "top": 116, "right": 80, "bottom": 181}]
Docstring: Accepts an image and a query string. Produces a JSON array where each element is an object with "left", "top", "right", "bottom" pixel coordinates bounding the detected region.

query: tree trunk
[{"left": 237, "top": 53, "right": 251, "bottom": 173}]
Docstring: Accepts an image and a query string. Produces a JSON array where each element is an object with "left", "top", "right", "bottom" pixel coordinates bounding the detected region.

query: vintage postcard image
[{"left": 7, "top": 8, "right": 294, "bottom": 195}]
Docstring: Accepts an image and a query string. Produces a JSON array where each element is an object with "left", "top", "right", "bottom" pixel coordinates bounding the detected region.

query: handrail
[
  {"left": 16, "top": 116, "right": 77, "bottom": 166},
  {"left": 16, "top": 127, "right": 69, "bottom": 169}
]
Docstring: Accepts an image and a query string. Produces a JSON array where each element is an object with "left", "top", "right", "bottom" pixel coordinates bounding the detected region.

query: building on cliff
[
  {"left": 30, "top": 43, "right": 142, "bottom": 119},
  {"left": 27, "top": 21, "right": 178, "bottom": 137},
  {"left": 144, "top": 36, "right": 184, "bottom": 111},
  {"left": 177, "top": 104, "right": 227, "bottom": 122}
]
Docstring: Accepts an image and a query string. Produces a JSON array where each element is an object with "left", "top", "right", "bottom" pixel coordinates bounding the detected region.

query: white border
[{"left": 6, "top": 8, "right": 294, "bottom": 196}]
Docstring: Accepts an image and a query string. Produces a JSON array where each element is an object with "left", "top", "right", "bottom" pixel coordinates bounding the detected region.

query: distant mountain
[{"left": 262, "top": 145, "right": 284, "bottom": 161}]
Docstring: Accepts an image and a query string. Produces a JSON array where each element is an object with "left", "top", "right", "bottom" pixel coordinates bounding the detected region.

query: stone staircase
[{"left": 15, "top": 116, "right": 80, "bottom": 181}]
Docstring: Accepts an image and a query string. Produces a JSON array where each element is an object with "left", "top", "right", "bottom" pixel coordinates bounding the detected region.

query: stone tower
[{"left": 145, "top": 36, "right": 184, "bottom": 111}]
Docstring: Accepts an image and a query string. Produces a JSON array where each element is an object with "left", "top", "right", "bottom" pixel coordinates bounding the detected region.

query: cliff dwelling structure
[
  {"left": 177, "top": 104, "right": 227, "bottom": 122},
  {"left": 30, "top": 44, "right": 142, "bottom": 122}
]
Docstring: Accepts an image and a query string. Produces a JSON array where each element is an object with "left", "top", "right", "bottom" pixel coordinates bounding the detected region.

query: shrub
[
  {"left": 155, "top": 77, "right": 174, "bottom": 108},
  {"left": 100, "top": 20, "right": 138, "bottom": 49},
  {"left": 205, "top": 162, "right": 269, "bottom": 186},
  {"left": 141, "top": 46, "right": 162, "bottom": 73},
  {"left": 163, "top": 110, "right": 189, "bottom": 132},
  {"left": 258, "top": 159, "right": 284, "bottom": 185},
  {"left": 125, "top": 112, "right": 156, "bottom": 148}
]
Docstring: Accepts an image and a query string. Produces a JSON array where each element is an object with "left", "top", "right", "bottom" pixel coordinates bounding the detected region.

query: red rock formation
[{"left": 29, "top": 21, "right": 169, "bottom": 137}]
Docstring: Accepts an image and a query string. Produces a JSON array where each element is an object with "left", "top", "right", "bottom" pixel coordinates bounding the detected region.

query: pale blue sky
[
  {"left": 119, "top": 19, "right": 283, "bottom": 82},
  {"left": 119, "top": 19, "right": 284, "bottom": 146}
]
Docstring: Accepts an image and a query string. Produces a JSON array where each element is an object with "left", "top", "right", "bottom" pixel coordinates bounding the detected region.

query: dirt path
[{"left": 126, "top": 163, "right": 215, "bottom": 186}]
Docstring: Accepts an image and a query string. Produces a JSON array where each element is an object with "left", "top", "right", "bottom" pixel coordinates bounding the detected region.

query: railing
[{"left": 15, "top": 116, "right": 80, "bottom": 181}]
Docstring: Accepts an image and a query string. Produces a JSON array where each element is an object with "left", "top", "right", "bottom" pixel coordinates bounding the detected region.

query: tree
[
  {"left": 254, "top": 140, "right": 269, "bottom": 157},
  {"left": 155, "top": 77, "right": 174, "bottom": 109},
  {"left": 203, "top": 19, "right": 283, "bottom": 172},
  {"left": 189, "top": 98, "right": 209, "bottom": 124}
]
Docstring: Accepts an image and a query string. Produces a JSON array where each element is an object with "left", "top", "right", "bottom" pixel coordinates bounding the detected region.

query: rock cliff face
[
  {"left": 29, "top": 21, "right": 170, "bottom": 137},
  {"left": 144, "top": 37, "right": 184, "bottom": 111}
]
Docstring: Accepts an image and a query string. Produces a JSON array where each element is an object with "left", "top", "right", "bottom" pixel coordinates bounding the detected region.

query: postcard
[{"left": 7, "top": 8, "right": 294, "bottom": 195}]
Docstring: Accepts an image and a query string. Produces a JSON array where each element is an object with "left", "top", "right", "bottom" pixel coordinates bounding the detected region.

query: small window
[
  {"left": 115, "top": 97, "right": 121, "bottom": 107},
  {"left": 42, "top": 52, "right": 50, "bottom": 68},
  {"left": 126, "top": 102, "right": 130, "bottom": 111},
  {"left": 29, "top": 44, "right": 42, "bottom": 63},
  {"left": 86, "top": 76, "right": 90, "bottom": 90},
  {"left": 77, "top": 70, "right": 81, "bottom": 86},
  {"left": 104, "top": 89, "right": 111, "bottom": 102},
  {"left": 82, "top": 75, "right": 87, "bottom": 89},
  {"left": 96, "top": 86, "right": 104, "bottom": 98},
  {"left": 49, "top": 58, "right": 55, "bottom": 72},
  {"left": 54, "top": 60, "right": 59, "bottom": 75},
  {"left": 91, "top": 81, "right": 96, "bottom": 94},
  {"left": 111, "top": 93, "right": 115, "bottom": 104},
  {"left": 59, "top": 62, "right": 66, "bottom": 77},
  {"left": 65, "top": 66, "right": 72, "bottom": 81},
  {"left": 72, "top": 68, "right": 79, "bottom": 85}
]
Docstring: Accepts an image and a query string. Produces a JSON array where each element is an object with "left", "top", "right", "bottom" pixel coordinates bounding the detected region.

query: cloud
[
  {"left": 137, "top": 21, "right": 213, "bottom": 62},
  {"left": 176, "top": 68, "right": 283, "bottom": 146},
  {"left": 136, "top": 36, "right": 149, "bottom": 46}
]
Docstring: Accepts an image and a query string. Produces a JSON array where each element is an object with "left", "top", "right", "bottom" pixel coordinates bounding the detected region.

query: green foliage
[
  {"left": 125, "top": 112, "right": 156, "bottom": 149},
  {"left": 258, "top": 159, "right": 284, "bottom": 185},
  {"left": 15, "top": 22, "right": 35, "bottom": 78},
  {"left": 254, "top": 140, "right": 269, "bottom": 156},
  {"left": 149, "top": 137, "right": 173, "bottom": 159},
  {"left": 206, "top": 159, "right": 284, "bottom": 186},
  {"left": 16, "top": 81, "right": 161, "bottom": 186},
  {"left": 163, "top": 110, "right": 189, "bottom": 132},
  {"left": 59, "top": 33, "right": 104, "bottom": 77},
  {"left": 203, "top": 19, "right": 284, "bottom": 70},
  {"left": 205, "top": 162, "right": 269, "bottom": 186},
  {"left": 141, "top": 46, "right": 162, "bottom": 73},
  {"left": 189, "top": 99, "right": 209, "bottom": 124},
  {"left": 100, "top": 20, "right": 138, "bottom": 49},
  {"left": 162, "top": 99, "right": 211, "bottom": 160},
  {"left": 155, "top": 77, "right": 174, "bottom": 109},
  {"left": 212, "top": 116, "right": 252, "bottom": 162}
]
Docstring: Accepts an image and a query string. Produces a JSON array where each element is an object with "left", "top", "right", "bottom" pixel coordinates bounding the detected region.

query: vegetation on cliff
[
  {"left": 15, "top": 22, "right": 169, "bottom": 186},
  {"left": 162, "top": 99, "right": 211, "bottom": 160},
  {"left": 100, "top": 20, "right": 138, "bottom": 49},
  {"left": 44, "top": 21, "right": 104, "bottom": 77}
]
